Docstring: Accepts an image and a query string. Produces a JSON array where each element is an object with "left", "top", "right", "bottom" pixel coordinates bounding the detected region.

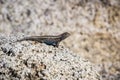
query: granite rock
[
  {"left": 0, "top": 0, "right": 120, "bottom": 80},
  {"left": 0, "top": 34, "right": 101, "bottom": 80}
]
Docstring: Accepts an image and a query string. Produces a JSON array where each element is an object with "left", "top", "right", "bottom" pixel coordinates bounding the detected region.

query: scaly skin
[{"left": 17, "top": 32, "right": 70, "bottom": 47}]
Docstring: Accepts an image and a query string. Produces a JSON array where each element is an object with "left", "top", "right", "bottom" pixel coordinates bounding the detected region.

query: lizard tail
[
  {"left": 17, "top": 37, "right": 43, "bottom": 43},
  {"left": 17, "top": 37, "right": 32, "bottom": 42}
]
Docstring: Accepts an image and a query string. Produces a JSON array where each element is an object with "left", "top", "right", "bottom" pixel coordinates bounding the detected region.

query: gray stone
[{"left": 0, "top": 34, "right": 101, "bottom": 80}]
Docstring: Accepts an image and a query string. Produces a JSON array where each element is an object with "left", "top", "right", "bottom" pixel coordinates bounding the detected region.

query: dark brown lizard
[{"left": 17, "top": 32, "right": 70, "bottom": 47}]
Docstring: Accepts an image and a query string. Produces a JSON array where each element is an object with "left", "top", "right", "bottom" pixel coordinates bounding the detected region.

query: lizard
[{"left": 17, "top": 32, "right": 70, "bottom": 47}]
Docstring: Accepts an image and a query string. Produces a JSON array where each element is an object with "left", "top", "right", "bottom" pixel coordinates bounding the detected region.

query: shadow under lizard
[{"left": 17, "top": 32, "right": 70, "bottom": 47}]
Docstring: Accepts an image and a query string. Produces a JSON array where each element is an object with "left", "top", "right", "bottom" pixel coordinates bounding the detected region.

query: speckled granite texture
[
  {"left": 0, "top": 0, "right": 120, "bottom": 80},
  {"left": 0, "top": 34, "right": 101, "bottom": 80}
]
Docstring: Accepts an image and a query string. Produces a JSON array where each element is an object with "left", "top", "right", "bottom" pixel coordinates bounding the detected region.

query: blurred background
[{"left": 0, "top": 0, "right": 120, "bottom": 80}]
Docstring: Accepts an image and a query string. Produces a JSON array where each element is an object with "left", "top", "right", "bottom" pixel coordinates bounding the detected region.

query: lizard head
[{"left": 60, "top": 32, "right": 70, "bottom": 40}]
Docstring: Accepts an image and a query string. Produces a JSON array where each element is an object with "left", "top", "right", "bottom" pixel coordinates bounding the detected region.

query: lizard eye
[{"left": 63, "top": 32, "right": 70, "bottom": 37}]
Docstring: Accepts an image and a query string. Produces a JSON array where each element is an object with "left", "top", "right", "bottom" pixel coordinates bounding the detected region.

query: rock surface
[
  {"left": 0, "top": 34, "right": 101, "bottom": 80},
  {"left": 0, "top": 0, "right": 120, "bottom": 80}
]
